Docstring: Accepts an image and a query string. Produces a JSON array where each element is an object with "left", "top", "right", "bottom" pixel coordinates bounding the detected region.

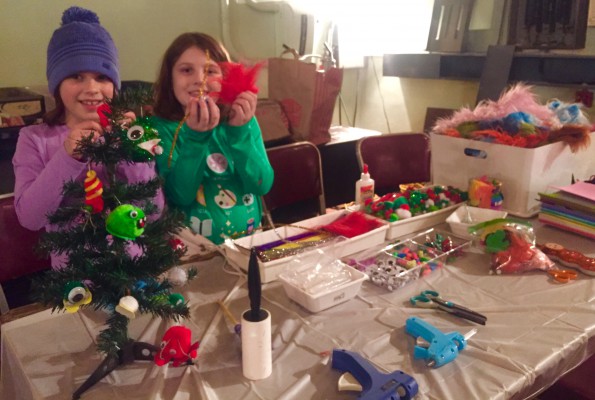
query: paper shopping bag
[{"left": 268, "top": 53, "right": 343, "bottom": 145}]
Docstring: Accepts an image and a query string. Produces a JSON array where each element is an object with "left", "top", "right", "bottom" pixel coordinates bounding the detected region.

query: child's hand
[
  {"left": 64, "top": 120, "right": 104, "bottom": 160},
  {"left": 186, "top": 96, "right": 220, "bottom": 132},
  {"left": 228, "top": 91, "right": 257, "bottom": 127},
  {"left": 119, "top": 111, "right": 136, "bottom": 127}
]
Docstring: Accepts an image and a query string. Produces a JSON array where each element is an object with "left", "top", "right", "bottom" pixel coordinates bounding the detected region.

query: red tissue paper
[
  {"left": 215, "top": 62, "right": 263, "bottom": 105},
  {"left": 320, "top": 211, "right": 383, "bottom": 238}
]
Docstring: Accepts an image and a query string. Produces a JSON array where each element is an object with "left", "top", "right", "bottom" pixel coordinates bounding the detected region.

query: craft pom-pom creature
[{"left": 154, "top": 325, "right": 200, "bottom": 367}]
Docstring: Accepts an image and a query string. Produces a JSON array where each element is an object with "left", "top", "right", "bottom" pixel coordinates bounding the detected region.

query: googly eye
[
  {"left": 130, "top": 210, "right": 138, "bottom": 219},
  {"left": 160, "top": 341, "right": 166, "bottom": 349},
  {"left": 68, "top": 286, "right": 86, "bottom": 304},
  {"left": 127, "top": 125, "right": 145, "bottom": 141}
]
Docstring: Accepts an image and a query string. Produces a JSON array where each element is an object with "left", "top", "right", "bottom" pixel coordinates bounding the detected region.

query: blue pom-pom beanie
[{"left": 46, "top": 6, "right": 120, "bottom": 95}]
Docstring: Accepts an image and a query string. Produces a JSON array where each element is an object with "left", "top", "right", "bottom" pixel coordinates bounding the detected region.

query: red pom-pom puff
[
  {"left": 97, "top": 103, "right": 111, "bottom": 128},
  {"left": 84, "top": 170, "right": 104, "bottom": 213},
  {"left": 213, "top": 62, "right": 263, "bottom": 105},
  {"left": 169, "top": 238, "right": 186, "bottom": 253}
]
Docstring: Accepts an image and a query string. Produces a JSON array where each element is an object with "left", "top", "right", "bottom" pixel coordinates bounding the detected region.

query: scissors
[
  {"left": 546, "top": 269, "right": 578, "bottom": 283},
  {"left": 410, "top": 290, "right": 487, "bottom": 325}
]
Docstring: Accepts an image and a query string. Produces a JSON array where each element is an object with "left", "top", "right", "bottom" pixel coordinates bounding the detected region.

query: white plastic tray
[
  {"left": 222, "top": 211, "right": 388, "bottom": 283},
  {"left": 278, "top": 263, "right": 367, "bottom": 312},
  {"left": 384, "top": 203, "right": 461, "bottom": 240}
]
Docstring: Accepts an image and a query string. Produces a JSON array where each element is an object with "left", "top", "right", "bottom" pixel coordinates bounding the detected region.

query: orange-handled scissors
[{"left": 546, "top": 269, "right": 578, "bottom": 283}]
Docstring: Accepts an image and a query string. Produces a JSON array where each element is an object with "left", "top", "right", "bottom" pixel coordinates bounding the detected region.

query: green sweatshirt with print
[{"left": 153, "top": 116, "right": 274, "bottom": 244}]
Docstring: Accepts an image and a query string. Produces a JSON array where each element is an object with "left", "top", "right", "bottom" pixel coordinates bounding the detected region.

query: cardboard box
[
  {"left": 222, "top": 211, "right": 388, "bottom": 283},
  {"left": 0, "top": 87, "right": 45, "bottom": 130},
  {"left": 431, "top": 132, "right": 595, "bottom": 217}
]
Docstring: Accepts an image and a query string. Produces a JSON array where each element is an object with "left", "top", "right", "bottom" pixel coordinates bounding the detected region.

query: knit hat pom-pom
[{"left": 61, "top": 6, "right": 100, "bottom": 25}]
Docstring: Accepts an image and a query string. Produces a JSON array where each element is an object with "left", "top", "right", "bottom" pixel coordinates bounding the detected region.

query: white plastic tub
[
  {"left": 278, "top": 262, "right": 367, "bottom": 312},
  {"left": 446, "top": 205, "right": 508, "bottom": 239}
]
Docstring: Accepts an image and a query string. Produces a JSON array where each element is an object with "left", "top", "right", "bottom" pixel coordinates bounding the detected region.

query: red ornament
[
  {"left": 169, "top": 238, "right": 186, "bottom": 252},
  {"left": 214, "top": 62, "right": 263, "bottom": 105},
  {"left": 97, "top": 103, "right": 111, "bottom": 128},
  {"left": 84, "top": 170, "right": 104, "bottom": 213},
  {"left": 154, "top": 325, "right": 199, "bottom": 367}
]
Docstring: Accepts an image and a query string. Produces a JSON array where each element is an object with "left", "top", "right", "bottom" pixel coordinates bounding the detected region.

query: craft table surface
[{"left": 1, "top": 221, "right": 594, "bottom": 400}]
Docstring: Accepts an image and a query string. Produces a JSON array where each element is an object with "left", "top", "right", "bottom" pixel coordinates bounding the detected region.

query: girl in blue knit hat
[
  {"left": 12, "top": 6, "right": 164, "bottom": 268},
  {"left": 152, "top": 33, "right": 273, "bottom": 246}
]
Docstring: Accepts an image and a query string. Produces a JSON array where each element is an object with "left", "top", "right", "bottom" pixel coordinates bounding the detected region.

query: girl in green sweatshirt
[{"left": 153, "top": 33, "right": 273, "bottom": 245}]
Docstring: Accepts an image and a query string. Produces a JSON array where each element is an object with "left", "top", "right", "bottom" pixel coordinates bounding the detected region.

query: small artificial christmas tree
[{"left": 31, "top": 87, "right": 196, "bottom": 398}]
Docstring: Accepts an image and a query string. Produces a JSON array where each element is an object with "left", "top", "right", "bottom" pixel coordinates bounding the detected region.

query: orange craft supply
[
  {"left": 538, "top": 242, "right": 595, "bottom": 276},
  {"left": 84, "top": 169, "right": 104, "bottom": 214}
]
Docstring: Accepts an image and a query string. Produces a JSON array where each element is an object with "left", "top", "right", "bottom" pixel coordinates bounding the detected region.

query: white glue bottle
[{"left": 355, "top": 163, "right": 375, "bottom": 207}]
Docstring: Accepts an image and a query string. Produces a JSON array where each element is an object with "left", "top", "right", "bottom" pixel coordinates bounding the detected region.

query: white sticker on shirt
[
  {"left": 190, "top": 216, "right": 213, "bottom": 236},
  {"left": 242, "top": 193, "right": 255, "bottom": 206},
  {"left": 206, "top": 153, "right": 228, "bottom": 174},
  {"left": 214, "top": 186, "right": 237, "bottom": 209}
]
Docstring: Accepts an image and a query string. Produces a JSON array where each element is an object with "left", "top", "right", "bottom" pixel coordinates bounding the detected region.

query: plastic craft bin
[
  {"left": 431, "top": 132, "right": 595, "bottom": 218},
  {"left": 344, "top": 230, "right": 470, "bottom": 291},
  {"left": 446, "top": 205, "right": 508, "bottom": 239},
  {"left": 278, "top": 263, "right": 367, "bottom": 312},
  {"left": 382, "top": 203, "right": 460, "bottom": 240},
  {"left": 222, "top": 211, "right": 389, "bottom": 283}
]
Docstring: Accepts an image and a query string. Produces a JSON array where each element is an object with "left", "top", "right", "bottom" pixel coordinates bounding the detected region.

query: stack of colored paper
[{"left": 538, "top": 181, "right": 595, "bottom": 239}]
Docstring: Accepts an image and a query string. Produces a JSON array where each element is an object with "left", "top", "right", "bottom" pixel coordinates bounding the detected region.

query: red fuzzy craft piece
[
  {"left": 97, "top": 103, "right": 111, "bottom": 128},
  {"left": 320, "top": 211, "right": 383, "bottom": 238},
  {"left": 214, "top": 62, "right": 263, "bottom": 105},
  {"left": 154, "top": 325, "right": 199, "bottom": 367}
]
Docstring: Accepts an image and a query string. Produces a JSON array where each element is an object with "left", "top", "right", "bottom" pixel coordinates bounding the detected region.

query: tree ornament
[
  {"left": 106, "top": 204, "right": 146, "bottom": 240},
  {"left": 115, "top": 295, "right": 139, "bottom": 319},
  {"left": 63, "top": 281, "right": 92, "bottom": 313},
  {"left": 169, "top": 237, "right": 186, "bottom": 252},
  {"left": 97, "top": 103, "right": 111, "bottom": 128},
  {"left": 121, "top": 116, "right": 163, "bottom": 161},
  {"left": 168, "top": 293, "right": 185, "bottom": 306},
  {"left": 154, "top": 325, "right": 199, "bottom": 367},
  {"left": 167, "top": 267, "right": 188, "bottom": 286},
  {"left": 84, "top": 169, "right": 104, "bottom": 213}
]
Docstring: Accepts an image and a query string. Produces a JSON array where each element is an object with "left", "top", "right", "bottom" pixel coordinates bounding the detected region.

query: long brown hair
[
  {"left": 43, "top": 93, "right": 66, "bottom": 126},
  {"left": 153, "top": 33, "right": 230, "bottom": 121}
]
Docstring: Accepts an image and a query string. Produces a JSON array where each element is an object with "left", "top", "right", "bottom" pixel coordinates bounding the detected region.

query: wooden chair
[
  {"left": 356, "top": 132, "right": 431, "bottom": 196},
  {"left": 0, "top": 193, "right": 51, "bottom": 320},
  {"left": 263, "top": 142, "right": 326, "bottom": 226}
]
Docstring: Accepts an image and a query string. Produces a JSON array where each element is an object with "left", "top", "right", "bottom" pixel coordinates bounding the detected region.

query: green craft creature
[
  {"left": 485, "top": 229, "right": 509, "bottom": 253},
  {"left": 121, "top": 116, "right": 163, "bottom": 161},
  {"left": 106, "top": 204, "right": 146, "bottom": 240}
]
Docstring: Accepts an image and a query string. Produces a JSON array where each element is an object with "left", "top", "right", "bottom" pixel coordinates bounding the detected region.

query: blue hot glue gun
[
  {"left": 405, "top": 316, "right": 470, "bottom": 368},
  {"left": 331, "top": 349, "right": 418, "bottom": 400}
]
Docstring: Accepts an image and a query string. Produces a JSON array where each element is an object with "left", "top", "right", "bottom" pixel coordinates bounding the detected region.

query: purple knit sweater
[{"left": 12, "top": 123, "right": 164, "bottom": 267}]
